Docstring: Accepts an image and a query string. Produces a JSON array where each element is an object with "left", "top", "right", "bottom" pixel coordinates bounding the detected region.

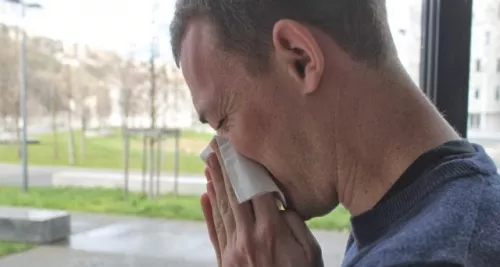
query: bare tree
[
  {"left": 149, "top": 45, "right": 158, "bottom": 130},
  {"left": 95, "top": 83, "right": 112, "bottom": 131},
  {"left": 57, "top": 52, "right": 78, "bottom": 165},
  {"left": 0, "top": 25, "right": 22, "bottom": 155},
  {"left": 27, "top": 37, "right": 65, "bottom": 160},
  {"left": 118, "top": 58, "right": 148, "bottom": 133}
]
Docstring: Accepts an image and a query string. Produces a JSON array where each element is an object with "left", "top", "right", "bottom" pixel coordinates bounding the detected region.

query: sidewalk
[
  {"left": 0, "top": 212, "right": 349, "bottom": 267},
  {"left": 0, "top": 164, "right": 205, "bottom": 190}
]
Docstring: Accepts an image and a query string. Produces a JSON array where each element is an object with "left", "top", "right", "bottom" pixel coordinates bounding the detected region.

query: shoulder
[
  {"left": 366, "top": 175, "right": 491, "bottom": 264},
  {"left": 385, "top": 262, "right": 464, "bottom": 267},
  {"left": 466, "top": 173, "right": 500, "bottom": 266}
]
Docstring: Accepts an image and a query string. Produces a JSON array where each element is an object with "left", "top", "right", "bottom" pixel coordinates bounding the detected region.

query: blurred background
[{"left": 0, "top": 1, "right": 497, "bottom": 266}]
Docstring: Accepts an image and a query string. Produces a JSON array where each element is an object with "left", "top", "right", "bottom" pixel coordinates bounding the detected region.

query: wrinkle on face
[{"left": 179, "top": 20, "right": 228, "bottom": 129}]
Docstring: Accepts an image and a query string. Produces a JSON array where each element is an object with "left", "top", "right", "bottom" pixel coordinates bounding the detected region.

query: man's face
[{"left": 179, "top": 20, "right": 337, "bottom": 219}]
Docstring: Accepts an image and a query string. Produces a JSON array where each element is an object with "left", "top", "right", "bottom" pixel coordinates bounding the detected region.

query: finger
[
  {"left": 201, "top": 192, "right": 221, "bottom": 264},
  {"left": 205, "top": 166, "right": 212, "bottom": 182},
  {"left": 206, "top": 174, "right": 227, "bottom": 252},
  {"left": 282, "top": 211, "right": 323, "bottom": 265},
  {"left": 210, "top": 141, "right": 254, "bottom": 226},
  {"left": 252, "top": 193, "right": 281, "bottom": 223},
  {"left": 207, "top": 152, "right": 237, "bottom": 234}
]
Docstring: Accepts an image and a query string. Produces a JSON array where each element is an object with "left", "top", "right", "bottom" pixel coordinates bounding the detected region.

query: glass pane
[
  {"left": 386, "top": 0, "right": 422, "bottom": 86},
  {"left": 0, "top": 1, "right": 424, "bottom": 266},
  {"left": 467, "top": 0, "right": 500, "bottom": 166}
]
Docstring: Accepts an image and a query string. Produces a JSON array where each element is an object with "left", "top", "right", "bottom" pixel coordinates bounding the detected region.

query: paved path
[
  {"left": 0, "top": 137, "right": 498, "bottom": 189},
  {"left": 0, "top": 212, "right": 349, "bottom": 267},
  {"left": 0, "top": 164, "right": 204, "bottom": 188}
]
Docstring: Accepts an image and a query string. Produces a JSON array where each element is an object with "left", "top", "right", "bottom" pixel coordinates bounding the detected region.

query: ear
[{"left": 272, "top": 19, "right": 324, "bottom": 95}]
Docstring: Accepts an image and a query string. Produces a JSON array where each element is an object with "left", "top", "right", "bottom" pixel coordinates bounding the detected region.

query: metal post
[
  {"left": 174, "top": 130, "right": 180, "bottom": 197},
  {"left": 156, "top": 136, "right": 162, "bottom": 196},
  {"left": 148, "top": 137, "right": 155, "bottom": 200},
  {"left": 19, "top": 2, "right": 28, "bottom": 193},
  {"left": 420, "top": 0, "right": 473, "bottom": 138},
  {"left": 123, "top": 131, "right": 130, "bottom": 199},
  {"left": 141, "top": 134, "right": 147, "bottom": 195}
]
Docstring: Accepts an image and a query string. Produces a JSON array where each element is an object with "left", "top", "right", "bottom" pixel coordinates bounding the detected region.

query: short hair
[{"left": 170, "top": 0, "right": 395, "bottom": 72}]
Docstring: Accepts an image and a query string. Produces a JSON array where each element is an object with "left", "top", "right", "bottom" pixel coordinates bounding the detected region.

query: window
[
  {"left": 468, "top": 114, "right": 481, "bottom": 129},
  {"left": 486, "top": 31, "right": 491, "bottom": 45},
  {"left": 474, "top": 88, "right": 480, "bottom": 99},
  {"left": 496, "top": 86, "right": 500, "bottom": 101},
  {"left": 475, "top": 59, "right": 482, "bottom": 72}
]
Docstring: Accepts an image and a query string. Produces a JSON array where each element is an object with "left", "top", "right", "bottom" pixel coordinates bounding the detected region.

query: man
[{"left": 170, "top": 0, "right": 500, "bottom": 266}]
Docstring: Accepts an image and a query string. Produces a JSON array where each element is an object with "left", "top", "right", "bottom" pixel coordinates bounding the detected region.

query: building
[
  {"left": 388, "top": 0, "right": 500, "bottom": 137},
  {"left": 468, "top": 0, "right": 500, "bottom": 136},
  {"left": 386, "top": 0, "right": 422, "bottom": 86}
]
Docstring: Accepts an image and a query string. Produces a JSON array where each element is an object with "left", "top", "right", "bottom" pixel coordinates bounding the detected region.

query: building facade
[
  {"left": 468, "top": 0, "right": 500, "bottom": 135},
  {"left": 389, "top": 0, "right": 500, "bottom": 137}
]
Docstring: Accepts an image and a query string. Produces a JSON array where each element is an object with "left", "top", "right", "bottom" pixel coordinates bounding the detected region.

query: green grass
[
  {"left": 307, "top": 207, "right": 351, "bottom": 230},
  {"left": 0, "top": 186, "right": 351, "bottom": 230},
  {"left": 0, "top": 186, "right": 350, "bottom": 257},
  {"left": 0, "top": 130, "right": 212, "bottom": 174},
  {"left": 0, "top": 241, "right": 34, "bottom": 257}
]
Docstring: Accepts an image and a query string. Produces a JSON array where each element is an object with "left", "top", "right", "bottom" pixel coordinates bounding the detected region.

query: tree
[
  {"left": 26, "top": 36, "right": 65, "bottom": 159},
  {"left": 95, "top": 83, "right": 112, "bottom": 130},
  {"left": 118, "top": 58, "right": 148, "bottom": 132}
]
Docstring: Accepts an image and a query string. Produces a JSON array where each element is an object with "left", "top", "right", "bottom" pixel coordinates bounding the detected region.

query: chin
[{"left": 293, "top": 200, "right": 341, "bottom": 221}]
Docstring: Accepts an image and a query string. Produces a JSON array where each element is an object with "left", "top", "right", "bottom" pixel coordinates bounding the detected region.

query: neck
[{"left": 326, "top": 63, "right": 459, "bottom": 216}]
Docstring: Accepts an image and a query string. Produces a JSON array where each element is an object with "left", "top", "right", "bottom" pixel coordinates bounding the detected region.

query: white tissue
[{"left": 200, "top": 136, "right": 286, "bottom": 208}]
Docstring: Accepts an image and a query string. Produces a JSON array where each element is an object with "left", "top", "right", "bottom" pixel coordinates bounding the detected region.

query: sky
[
  {"left": 0, "top": 0, "right": 412, "bottom": 63},
  {"left": 0, "top": 0, "right": 175, "bottom": 60}
]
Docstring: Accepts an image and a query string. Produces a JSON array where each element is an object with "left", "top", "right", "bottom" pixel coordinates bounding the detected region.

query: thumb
[{"left": 282, "top": 211, "right": 324, "bottom": 267}]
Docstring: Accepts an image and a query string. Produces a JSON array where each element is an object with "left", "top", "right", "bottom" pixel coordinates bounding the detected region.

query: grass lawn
[
  {"left": 0, "top": 186, "right": 351, "bottom": 231},
  {"left": 0, "top": 241, "right": 34, "bottom": 258},
  {"left": 0, "top": 129, "right": 212, "bottom": 174}
]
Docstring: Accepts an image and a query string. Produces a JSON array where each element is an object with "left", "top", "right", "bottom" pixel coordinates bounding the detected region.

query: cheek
[{"left": 227, "top": 107, "right": 270, "bottom": 162}]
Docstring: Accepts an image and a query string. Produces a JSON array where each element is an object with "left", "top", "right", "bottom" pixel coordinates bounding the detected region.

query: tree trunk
[
  {"left": 65, "top": 61, "right": 76, "bottom": 165},
  {"left": 150, "top": 43, "right": 157, "bottom": 130},
  {"left": 80, "top": 112, "right": 86, "bottom": 160},
  {"left": 67, "top": 109, "right": 76, "bottom": 165},
  {"left": 52, "top": 116, "right": 59, "bottom": 160},
  {"left": 99, "top": 117, "right": 104, "bottom": 133},
  {"left": 15, "top": 110, "right": 21, "bottom": 159},
  {"left": 51, "top": 87, "right": 59, "bottom": 159}
]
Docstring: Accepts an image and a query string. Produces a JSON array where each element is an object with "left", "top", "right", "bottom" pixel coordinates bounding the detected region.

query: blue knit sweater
[{"left": 342, "top": 142, "right": 500, "bottom": 267}]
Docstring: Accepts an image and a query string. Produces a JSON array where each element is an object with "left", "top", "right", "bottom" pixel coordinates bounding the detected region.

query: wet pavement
[
  {"left": 1, "top": 138, "right": 496, "bottom": 266},
  {"left": 0, "top": 212, "right": 349, "bottom": 267}
]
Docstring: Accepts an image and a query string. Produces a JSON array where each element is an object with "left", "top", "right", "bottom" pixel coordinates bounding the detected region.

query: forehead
[{"left": 179, "top": 20, "right": 224, "bottom": 114}]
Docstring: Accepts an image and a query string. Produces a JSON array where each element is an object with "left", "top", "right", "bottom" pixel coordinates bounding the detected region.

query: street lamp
[{"left": 3, "top": 0, "right": 42, "bottom": 193}]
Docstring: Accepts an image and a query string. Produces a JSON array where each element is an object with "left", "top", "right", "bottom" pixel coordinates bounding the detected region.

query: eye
[{"left": 216, "top": 117, "right": 227, "bottom": 130}]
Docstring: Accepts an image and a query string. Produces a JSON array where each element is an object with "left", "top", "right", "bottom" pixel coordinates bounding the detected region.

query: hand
[{"left": 201, "top": 140, "right": 324, "bottom": 267}]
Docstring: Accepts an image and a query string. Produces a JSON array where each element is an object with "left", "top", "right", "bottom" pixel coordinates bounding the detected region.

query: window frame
[{"left": 420, "top": 0, "right": 472, "bottom": 138}]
